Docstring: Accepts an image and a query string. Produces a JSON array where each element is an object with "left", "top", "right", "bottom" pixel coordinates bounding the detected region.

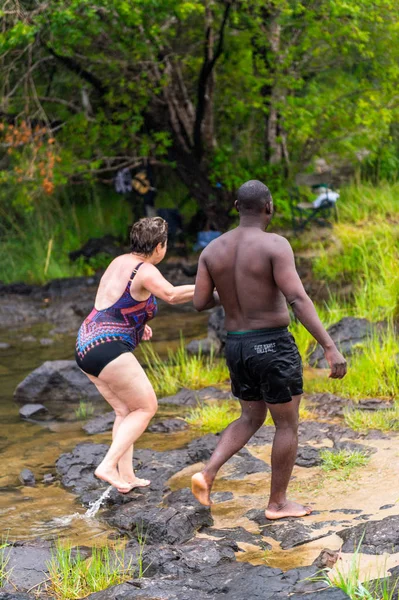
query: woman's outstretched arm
[{"left": 140, "top": 263, "right": 195, "bottom": 304}]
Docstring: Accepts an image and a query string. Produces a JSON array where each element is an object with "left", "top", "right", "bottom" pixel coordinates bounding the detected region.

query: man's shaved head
[{"left": 236, "top": 180, "right": 272, "bottom": 215}]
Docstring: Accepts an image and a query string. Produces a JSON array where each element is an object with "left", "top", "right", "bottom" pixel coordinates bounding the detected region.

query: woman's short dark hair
[{"left": 130, "top": 217, "right": 168, "bottom": 257}]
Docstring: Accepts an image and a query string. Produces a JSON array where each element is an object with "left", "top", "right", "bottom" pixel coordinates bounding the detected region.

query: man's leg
[
  {"left": 191, "top": 399, "right": 267, "bottom": 506},
  {"left": 265, "top": 394, "right": 312, "bottom": 519}
]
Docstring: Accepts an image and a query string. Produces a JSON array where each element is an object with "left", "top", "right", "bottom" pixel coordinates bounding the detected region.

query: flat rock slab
[
  {"left": 19, "top": 403, "right": 49, "bottom": 420},
  {"left": 83, "top": 412, "right": 115, "bottom": 435},
  {"left": 202, "top": 526, "right": 270, "bottom": 549},
  {"left": 14, "top": 360, "right": 102, "bottom": 408},
  {"left": 247, "top": 425, "right": 276, "bottom": 446},
  {"left": 147, "top": 418, "right": 189, "bottom": 433},
  {"left": 2, "top": 540, "right": 52, "bottom": 593},
  {"left": 56, "top": 442, "right": 109, "bottom": 495},
  {"left": 0, "top": 594, "right": 36, "bottom": 600},
  {"left": 296, "top": 445, "right": 327, "bottom": 467},
  {"left": 290, "top": 589, "right": 350, "bottom": 599},
  {"left": 338, "top": 515, "right": 399, "bottom": 554},
  {"left": 307, "top": 393, "right": 350, "bottom": 418}
]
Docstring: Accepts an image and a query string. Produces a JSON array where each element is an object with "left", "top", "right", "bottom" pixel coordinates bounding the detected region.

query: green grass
[
  {"left": 319, "top": 449, "right": 369, "bottom": 480},
  {"left": 0, "top": 539, "right": 11, "bottom": 587},
  {"left": 74, "top": 401, "right": 95, "bottom": 420},
  {"left": 344, "top": 403, "right": 399, "bottom": 433},
  {"left": 142, "top": 341, "right": 229, "bottom": 397},
  {"left": 319, "top": 539, "right": 399, "bottom": 599},
  {"left": 47, "top": 543, "right": 135, "bottom": 600},
  {"left": 306, "top": 327, "right": 399, "bottom": 400},
  {"left": 185, "top": 398, "right": 315, "bottom": 433},
  {"left": 0, "top": 186, "right": 131, "bottom": 284}
]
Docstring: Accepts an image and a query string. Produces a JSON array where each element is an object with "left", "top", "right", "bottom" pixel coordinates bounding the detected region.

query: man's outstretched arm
[
  {"left": 271, "top": 237, "right": 347, "bottom": 379},
  {"left": 193, "top": 254, "right": 220, "bottom": 312}
]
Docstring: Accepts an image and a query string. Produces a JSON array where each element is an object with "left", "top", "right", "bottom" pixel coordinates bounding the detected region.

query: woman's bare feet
[
  {"left": 191, "top": 472, "right": 213, "bottom": 506},
  {"left": 95, "top": 463, "right": 132, "bottom": 494},
  {"left": 265, "top": 500, "right": 312, "bottom": 520},
  {"left": 123, "top": 476, "right": 151, "bottom": 489}
]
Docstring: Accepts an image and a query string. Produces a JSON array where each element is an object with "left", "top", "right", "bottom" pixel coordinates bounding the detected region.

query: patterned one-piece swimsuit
[{"left": 75, "top": 262, "right": 157, "bottom": 377}]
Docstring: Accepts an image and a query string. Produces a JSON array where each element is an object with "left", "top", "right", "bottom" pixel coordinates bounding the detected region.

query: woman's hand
[{"left": 142, "top": 324, "right": 153, "bottom": 341}]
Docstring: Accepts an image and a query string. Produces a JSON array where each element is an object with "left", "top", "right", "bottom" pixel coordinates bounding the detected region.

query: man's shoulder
[{"left": 264, "top": 232, "right": 291, "bottom": 249}]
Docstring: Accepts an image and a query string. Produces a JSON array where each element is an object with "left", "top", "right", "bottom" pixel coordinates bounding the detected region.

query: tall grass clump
[
  {"left": 47, "top": 543, "right": 134, "bottom": 600},
  {"left": 319, "top": 449, "right": 369, "bottom": 480},
  {"left": 186, "top": 402, "right": 241, "bottom": 433},
  {"left": 337, "top": 182, "right": 399, "bottom": 224},
  {"left": 0, "top": 186, "right": 130, "bottom": 284},
  {"left": 142, "top": 341, "right": 229, "bottom": 397},
  {"left": 306, "top": 327, "right": 399, "bottom": 400},
  {"left": 74, "top": 401, "right": 95, "bottom": 420},
  {"left": 319, "top": 538, "right": 399, "bottom": 600},
  {"left": 345, "top": 403, "right": 399, "bottom": 433},
  {"left": 0, "top": 539, "right": 11, "bottom": 587}
]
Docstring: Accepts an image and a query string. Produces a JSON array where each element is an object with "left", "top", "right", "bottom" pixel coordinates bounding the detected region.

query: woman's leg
[
  {"left": 85, "top": 352, "right": 157, "bottom": 491},
  {"left": 85, "top": 374, "right": 150, "bottom": 488}
]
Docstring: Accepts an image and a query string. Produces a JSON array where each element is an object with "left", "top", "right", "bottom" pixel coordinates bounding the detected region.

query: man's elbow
[
  {"left": 193, "top": 297, "right": 206, "bottom": 312},
  {"left": 287, "top": 291, "right": 310, "bottom": 309}
]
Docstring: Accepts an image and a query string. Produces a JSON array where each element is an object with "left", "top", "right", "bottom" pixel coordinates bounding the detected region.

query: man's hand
[
  {"left": 324, "top": 346, "right": 347, "bottom": 379},
  {"left": 142, "top": 324, "right": 153, "bottom": 341}
]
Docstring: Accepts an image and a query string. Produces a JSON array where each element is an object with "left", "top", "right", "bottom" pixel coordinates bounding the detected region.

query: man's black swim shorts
[{"left": 225, "top": 327, "right": 303, "bottom": 404}]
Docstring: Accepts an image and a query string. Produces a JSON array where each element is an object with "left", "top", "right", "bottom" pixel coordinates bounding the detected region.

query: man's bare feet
[
  {"left": 265, "top": 500, "right": 312, "bottom": 520},
  {"left": 95, "top": 463, "right": 132, "bottom": 493},
  {"left": 191, "top": 472, "right": 213, "bottom": 506}
]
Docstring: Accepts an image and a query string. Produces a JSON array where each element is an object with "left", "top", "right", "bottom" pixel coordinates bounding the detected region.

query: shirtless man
[{"left": 191, "top": 180, "right": 347, "bottom": 520}]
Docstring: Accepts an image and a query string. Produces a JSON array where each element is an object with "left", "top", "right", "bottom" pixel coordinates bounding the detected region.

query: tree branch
[{"left": 45, "top": 46, "right": 108, "bottom": 96}]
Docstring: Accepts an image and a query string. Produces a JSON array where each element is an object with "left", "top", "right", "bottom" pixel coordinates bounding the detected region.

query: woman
[{"left": 75, "top": 217, "right": 195, "bottom": 493}]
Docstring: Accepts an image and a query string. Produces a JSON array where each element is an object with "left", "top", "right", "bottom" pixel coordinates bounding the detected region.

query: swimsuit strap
[{"left": 127, "top": 262, "right": 144, "bottom": 291}]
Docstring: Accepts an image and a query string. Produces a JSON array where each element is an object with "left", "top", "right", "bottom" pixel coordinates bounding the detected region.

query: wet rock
[
  {"left": 313, "top": 548, "right": 340, "bottom": 569},
  {"left": 43, "top": 473, "right": 56, "bottom": 484},
  {"left": 202, "top": 526, "right": 270, "bottom": 549},
  {"left": 105, "top": 502, "right": 213, "bottom": 544},
  {"left": 147, "top": 418, "right": 188, "bottom": 433},
  {"left": 210, "top": 491, "right": 234, "bottom": 503},
  {"left": 56, "top": 442, "right": 108, "bottom": 495},
  {"left": 333, "top": 440, "right": 376, "bottom": 455},
  {"left": 245, "top": 508, "right": 270, "bottom": 526},
  {"left": 331, "top": 508, "right": 362, "bottom": 515},
  {"left": 2, "top": 540, "right": 52, "bottom": 593},
  {"left": 18, "top": 469, "right": 36, "bottom": 487},
  {"left": 247, "top": 425, "right": 276, "bottom": 446},
  {"left": 186, "top": 338, "right": 221, "bottom": 356},
  {"left": 187, "top": 433, "right": 219, "bottom": 462},
  {"left": 208, "top": 306, "right": 227, "bottom": 347},
  {"left": 307, "top": 393, "right": 349, "bottom": 418},
  {"left": 358, "top": 398, "right": 394, "bottom": 411},
  {"left": 262, "top": 521, "right": 315, "bottom": 549},
  {"left": 19, "top": 403, "right": 48, "bottom": 420},
  {"left": 338, "top": 515, "right": 399, "bottom": 554},
  {"left": 139, "top": 538, "right": 237, "bottom": 577},
  {"left": 290, "top": 590, "right": 350, "bottom": 599},
  {"left": 309, "top": 317, "right": 384, "bottom": 368},
  {"left": 159, "top": 386, "right": 231, "bottom": 406},
  {"left": 223, "top": 450, "right": 270, "bottom": 480},
  {"left": 0, "top": 594, "right": 35, "bottom": 600},
  {"left": 380, "top": 504, "right": 395, "bottom": 510},
  {"left": 83, "top": 411, "right": 115, "bottom": 435},
  {"left": 14, "top": 361, "right": 102, "bottom": 408},
  {"left": 295, "top": 445, "right": 325, "bottom": 467}
]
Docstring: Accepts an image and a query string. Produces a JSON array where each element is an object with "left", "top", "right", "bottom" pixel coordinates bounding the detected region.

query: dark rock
[
  {"left": 14, "top": 361, "right": 102, "bottom": 407},
  {"left": 18, "top": 469, "right": 35, "bottom": 487},
  {"left": 159, "top": 386, "right": 231, "bottom": 406},
  {"left": 247, "top": 425, "right": 276, "bottom": 446},
  {"left": 56, "top": 442, "right": 108, "bottom": 495},
  {"left": 358, "top": 398, "right": 394, "bottom": 411},
  {"left": 380, "top": 504, "right": 395, "bottom": 510},
  {"left": 295, "top": 445, "right": 325, "bottom": 467},
  {"left": 245, "top": 508, "right": 270, "bottom": 526},
  {"left": 0, "top": 594, "right": 35, "bottom": 600},
  {"left": 147, "top": 418, "right": 188, "bottom": 433},
  {"left": 353, "top": 514, "right": 371, "bottom": 521},
  {"left": 262, "top": 521, "right": 315, "bottom": 549},
  {"left": 2, "top": 540, "right": 52, "bottom": 592},
  {"left": 69, "top": 235, "right": 123, "bottom": 261},
  {"left": 313, "top": 549, "right": 340, "bottom": 569},
  {"left": 19, "top": 403, "right": 48, "bottom": 420},
  {"left": 290, "top": 589, "right": 350, "bottom": 599},
  {"left": 43, "top": 473, "right": 56, "bottom": 484},
  {"left": 333, "top": 440, "right": 376, "bottom": 455},
  {"left": 223, "top": 450, "right": 270, "bottom": 480},
  {"left": 181, "top": 263, "right": 198, "bottom": 277},
  {"left": 187, "top": 433, "right": 219, "bottom": 462},
  {"left": 307, "top": 393, "right": 349, "bottom": 418},
  {"left": 208, "top": 306, "right": 227, "bottom": 347},
  {"left": 139, "top": 537, "right": 237, "bottom": 578},
  {"left": 338, "top": 515, "right": 399, "bottom": 554},
  {"left": 309, "top": 317, "right": 383, "bottom": 368},
  {"left": 186, "top": 338, "right": 221, "bottom": 356},
  {"left": 83, "top": 411, "right": 115, "bottom": 435},
  {"left": 210, "top": 491, "right": 234, "bottom": 503},
  {"left": 105, "top": 502, "right": 213, "bottom": 544},
  {"left": 331, "top": 508, "right": 362, "bottom": 515},
  {"left": 202, "top": 526, "right": 270, "bottom": 549}
]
